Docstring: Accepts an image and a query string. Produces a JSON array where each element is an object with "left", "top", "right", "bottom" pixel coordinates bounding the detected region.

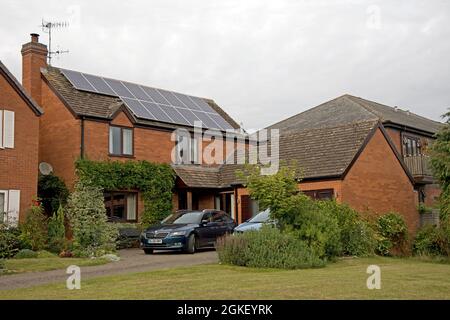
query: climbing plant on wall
[{"left": 75, "top": 159, "right": 176, "bottom": 227}]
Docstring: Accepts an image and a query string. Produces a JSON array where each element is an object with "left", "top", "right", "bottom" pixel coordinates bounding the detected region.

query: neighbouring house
[
  {"left": 20, "top": 34, "right": 243, "bottom": 223},
  {"left": 0, "top": 59, "right": 43, "bottom": 225},
  {"left": 260, "top": 94, "right": 444, "bottom": 232}
]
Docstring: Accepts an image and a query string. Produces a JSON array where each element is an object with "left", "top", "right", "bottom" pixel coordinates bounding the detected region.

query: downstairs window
[{"left": 104, "top": 191, "right": 137, "bottom": 222}]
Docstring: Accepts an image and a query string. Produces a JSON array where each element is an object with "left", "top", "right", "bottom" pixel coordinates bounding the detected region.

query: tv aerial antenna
[{"left": 40, "top": 19, "right": 69, "bottom": 65}]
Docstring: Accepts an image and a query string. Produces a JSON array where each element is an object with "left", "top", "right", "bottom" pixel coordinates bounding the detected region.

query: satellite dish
[{"left": 39, "top": 162, "right": 53, "bottom": 175}]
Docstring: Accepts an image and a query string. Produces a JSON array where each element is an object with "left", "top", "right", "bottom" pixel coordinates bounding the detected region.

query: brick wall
[
  {"left": 0, "top": 72, "right": 40, "bottom": 222},
  {"left": 385, "top": 128, "right": 402, "bottom": 154},
  {"left": 83, "top": 111, "right": 175, "bottom": 164},
  {"left": 342, "top": 128, "right": 419, "bottom": 233},
  {"left": 39, "top": 81, "right": 80, "bottom": 189},
  {"left": 299, "top": 180, "right": 343, "bottom": 202}
]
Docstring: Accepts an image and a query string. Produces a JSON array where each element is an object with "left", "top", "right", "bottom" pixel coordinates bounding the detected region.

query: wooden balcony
[{"left": 403, "top": 155, "right": 434, "bottom": 183}]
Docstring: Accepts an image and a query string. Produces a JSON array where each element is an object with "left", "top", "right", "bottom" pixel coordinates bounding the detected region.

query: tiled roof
[
  {"left": 42, "top": 66, "right": 122, "bottom": 118},
  {"left": 268, "top": 94, "right": 444, "bottom": 135},
  {"left": 42, "top": 66, "right": 240, "bottom": 130},
  {"left": 0, "top": 60, "right": 43, "bottom": 115},
  {"left": 175, "top": 121, "right": 378, "bottom": 188},
  {"left": 278, "top": 120, "right": 377, "bottom": 179},
  {"left": 172, "top": 165, "right": 221, "bottom": 188}
]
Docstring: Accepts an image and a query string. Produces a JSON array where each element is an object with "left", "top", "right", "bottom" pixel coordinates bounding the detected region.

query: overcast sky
[{"left": 1, "top": 0, "right": 449, "bottom": 130}]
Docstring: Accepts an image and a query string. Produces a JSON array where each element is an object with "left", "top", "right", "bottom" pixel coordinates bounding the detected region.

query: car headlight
[{"left": 169, "top": 231, "right": 187, "bottom": 237}]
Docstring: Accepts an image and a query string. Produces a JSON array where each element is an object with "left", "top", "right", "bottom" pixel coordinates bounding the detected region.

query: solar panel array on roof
[{"left": 59, "top": 68, "right": 234, "bottom": 130}]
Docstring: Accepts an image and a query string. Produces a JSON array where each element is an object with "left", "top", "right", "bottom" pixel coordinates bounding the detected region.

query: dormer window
[{"left": 109, "top": 126, "right": 133, "bottom": 156}]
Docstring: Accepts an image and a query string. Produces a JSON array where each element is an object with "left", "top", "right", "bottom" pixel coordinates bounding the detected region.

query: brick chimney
[{"left": 21, "top": 33, "right": 48, "bottom": 104}]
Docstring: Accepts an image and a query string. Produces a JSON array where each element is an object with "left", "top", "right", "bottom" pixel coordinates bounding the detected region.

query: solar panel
[
  {"left": 159, "top": 105, "right": 190, "bottom": 125},
  {"left": 60, "top": 68, "right": 235, "bottom": 130},
  {"left": 158, "top": 89, "right": 184, "bottom": 107},
  {"left": 172, "top": 92, "right": 202, "bottom": 111},
  {"left": 122, "top": 82, "right": 151, "bottom": 101},
  {"left": 176, "top": 107, "right": 201, "bottom": 125},
  {"left": 103, "top": 78, "right": 134, "bottom": 99},
  {"left": 192, "top": 110, "right": 220, "bottom": 129},
  {"left": 82, "top": 74, "right": 116, "bottom": 96},
  {"left": 121, "top": 97, "right": 155, "bottom": 119},
  {"left": 189, "top": 96, "right": 216, "bottom": 113},
  {"left": 140, "top": 101, "right": 173, "bottom": 123},
  {"left": 141, "top": 86, "right": 170, "bottom": 105},
  {"left": 61, "top": 69, "right": 96, "bottom": 92}
]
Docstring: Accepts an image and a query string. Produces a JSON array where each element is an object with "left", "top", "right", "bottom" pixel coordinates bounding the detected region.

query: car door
[
  {"left": 210, "top": 211, "right": 230, "bottom": 240},
  {"left": 196, "top": 212, "right": 214, "bottom": 247}
]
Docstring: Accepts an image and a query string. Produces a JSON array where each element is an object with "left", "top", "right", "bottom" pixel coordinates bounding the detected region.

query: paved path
[{"left": 0, "top": 249, "right": 218, "bottom": 290}]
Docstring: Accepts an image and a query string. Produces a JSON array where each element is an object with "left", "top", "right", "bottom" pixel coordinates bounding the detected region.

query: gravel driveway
[{"left": 0, "top": 249, "right": 218, "bottom": 290}]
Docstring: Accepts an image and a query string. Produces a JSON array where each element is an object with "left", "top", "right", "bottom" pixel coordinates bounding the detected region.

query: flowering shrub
[{"left": 66, "top": 181, "right": 117, "bottom": 257}]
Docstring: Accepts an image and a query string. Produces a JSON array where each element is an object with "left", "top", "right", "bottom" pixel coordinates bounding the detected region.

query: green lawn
[
  {"left": 2, "top": 257, "right": 108, "bottom": 275},
  {"left": 1, "top": 256, "right": 450, "bottom": 299}
]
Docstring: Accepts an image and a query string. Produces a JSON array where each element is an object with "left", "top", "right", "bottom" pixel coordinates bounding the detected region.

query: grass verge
[{"left": 1, "top": 256, "right": 449, "bottom": 299}]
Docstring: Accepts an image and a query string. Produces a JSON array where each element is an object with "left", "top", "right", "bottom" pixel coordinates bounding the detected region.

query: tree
[
  {"left": 47, "top": 205, "right": 66, "bottom": 254},
  {"left": 38, "top": 174, "right": 69, "bottom": 216},
  {"left": 238, "top": 163, "right": 299, "bottom": 213},
  {"left": 66, "top": 181, "right": 117, "bottom": 257},
  {"left": 430, "top": 110, "right": 450, "bottom": 221},
  {"left": 20, "top": 203, "right": 47, "bottom": 251}
]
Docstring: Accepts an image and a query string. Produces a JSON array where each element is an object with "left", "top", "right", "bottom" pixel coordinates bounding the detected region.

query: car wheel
[
  {"left": 143, "top": 248, "right": 153, "bottom": 254},
  {"left": 185, "top": 234, "right": 196, "bottom": 254}
]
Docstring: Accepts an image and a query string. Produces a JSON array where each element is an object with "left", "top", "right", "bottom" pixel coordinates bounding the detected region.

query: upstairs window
[
  {"left": 109, "top": 126, "right": 133, "bottom": 156},
  {"left": 0, "top": 110, "right": 15, "bottom": 149},
  {"left": 176, "top": 135, "right": 199, "bottom": 164}
]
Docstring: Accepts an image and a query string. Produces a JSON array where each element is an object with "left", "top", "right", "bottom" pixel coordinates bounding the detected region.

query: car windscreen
[
  {"left": 163, "top": 211, "right": 204, "bottom": 224},
  {"left": 248, "top": 209, "right": 271, "bottom": 223}
]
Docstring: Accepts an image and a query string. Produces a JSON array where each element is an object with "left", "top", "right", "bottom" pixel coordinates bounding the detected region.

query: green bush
[
  {"left": 216, "top": 227, "right": 325, "bottom": 269},
  {"left": 47, "top": 205, "right": 66, "bottom": 254},
  {"left": 376, "top": 212, "right": 408, "bottom": 256},
  {"left": 0, "top": 225, "right": 26, "bottom": 259},
  {"left": 15, "top": 249, "right": 38, "bottom": 259},
  {"left": 413, "top": 223, "right": 450, "bottom": 256},
  {"left": 20, "top": 204, "right": 48, "bottom": 251},
  {"left": 316, "top": 201, "right": 376, "bottom": 257},
  {"left": 242, "top": 164, "right": 378, "bottom": 259},
  {"left": 66, "top": 181, "right": 117, "bottom": 257},
  {"left": 37, "top": 250, "right": 57, "bottom": 258},
  {"left": 38, "top": 174, "right": 69, "bottom": 215},
  {"left": 277, "top": 195, "right": 341, "bottom": 258}
]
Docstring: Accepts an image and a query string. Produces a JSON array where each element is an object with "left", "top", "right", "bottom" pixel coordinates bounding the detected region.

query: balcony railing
[{"left": 403, "top": 155, "right": 433, "bottom": 178}]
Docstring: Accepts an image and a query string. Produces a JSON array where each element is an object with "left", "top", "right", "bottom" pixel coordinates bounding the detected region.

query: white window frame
[
  {"left": 0, "top": 190, "right": 8, "bottom": 223},
  {"left": 191, "top": 137, "right": 199, "bottom": 164},
  {"left": 109, "top": 125, "right": 133, "bottom": 156},
  {"left": 2, "top": 110, "right": 15, "bottom": 149},
  {"left": 0, "top": 110, "right": 3, "bottom": 149}
]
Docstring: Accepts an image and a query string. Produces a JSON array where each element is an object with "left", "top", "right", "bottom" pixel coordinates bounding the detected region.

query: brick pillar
[
  {"left": 21, "top": 33, "right": 48, "bottom": 104},
  {"left": 187, "top": 191, "right": 193, "bottom": 210}
]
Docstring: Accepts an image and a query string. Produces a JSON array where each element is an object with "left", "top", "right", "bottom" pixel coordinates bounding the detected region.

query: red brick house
[
  {"left": 0, "top": 60, "right": 43, "bottom": 225},
  {"left": 20, "top": 34, "right": 242, "bottom": 223},
  {"left": 261, "top": 95, "right": 444, "bottom": 231},
  {"left": 18, "top": 34, "right": 443, "bottom": 233}
]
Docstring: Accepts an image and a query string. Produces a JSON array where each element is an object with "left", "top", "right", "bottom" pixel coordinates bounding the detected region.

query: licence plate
[{"left": 148, "top": 239, "right": 162, "bottom": 244}]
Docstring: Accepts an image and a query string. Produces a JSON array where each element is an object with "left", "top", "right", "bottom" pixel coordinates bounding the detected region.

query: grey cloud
[{"left": 0, "top": 0, "right": 448, "bottom": 130}]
